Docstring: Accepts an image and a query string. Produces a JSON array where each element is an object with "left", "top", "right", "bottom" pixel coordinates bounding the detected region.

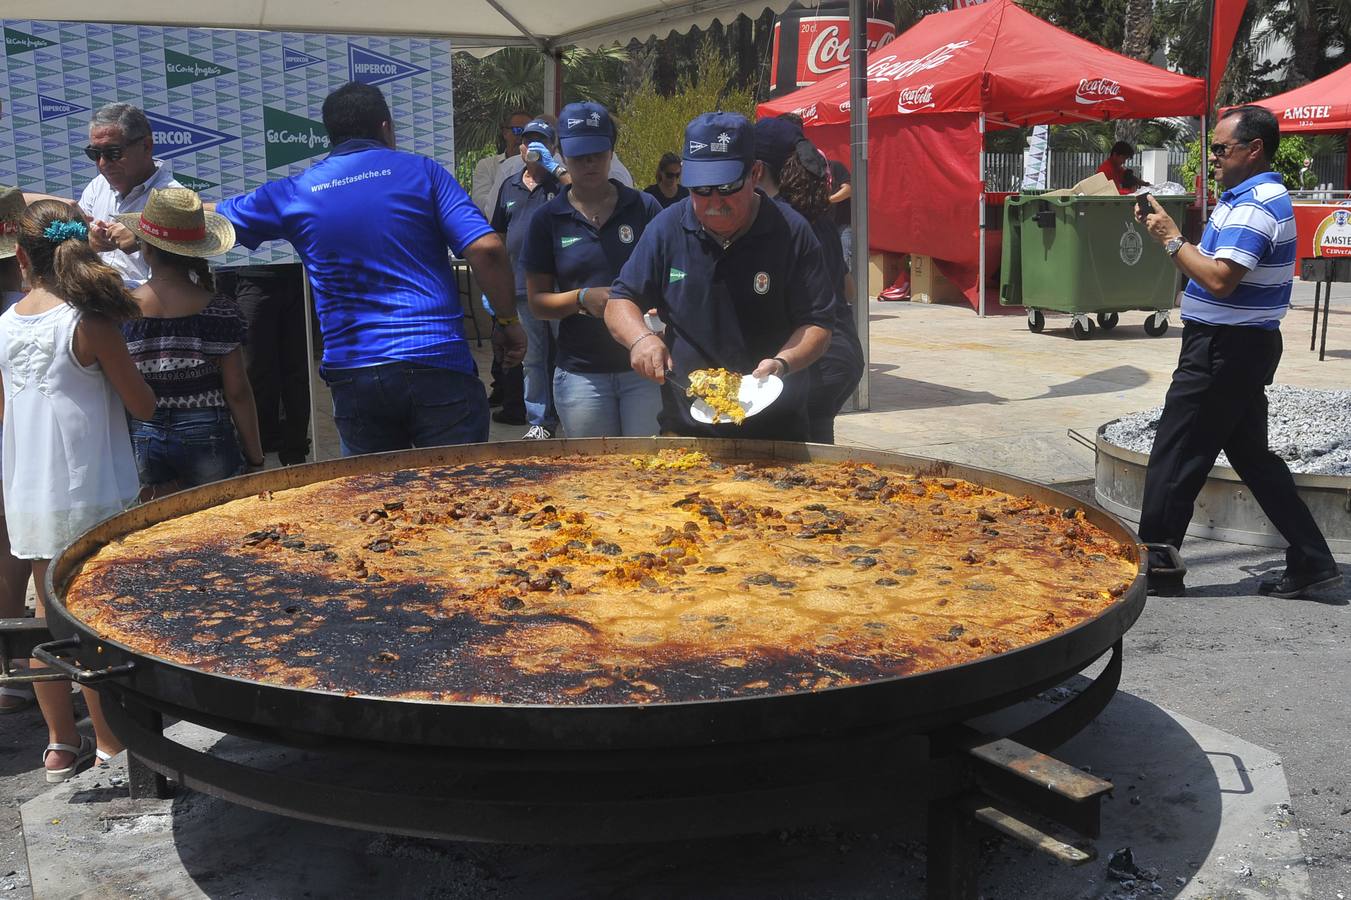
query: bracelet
[
  {"left": 494, "top": 315, "right": 520, "bottom": 327},
  {"left": 772, "top": 356, "right": 790, "bottom": 376},
  {"left": 629, "top": 331, "right": 660, "bottom": 351},
  {"left": 577, "top": 287, "right": 590, "bottom": 316}
]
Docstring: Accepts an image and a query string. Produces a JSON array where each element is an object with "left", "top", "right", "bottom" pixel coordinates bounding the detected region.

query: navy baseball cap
[
  {"left": 682, "top": 111, "right": 753, "bottom": 188},
  {"left": 558, "top": 102, "right": 615, "bottom": 157},
  {"left": 753, "top": 117, "right": 803, "bottom": 180},
  {"left": 520, "top": 118, "right": 556, "bottom": 146}
]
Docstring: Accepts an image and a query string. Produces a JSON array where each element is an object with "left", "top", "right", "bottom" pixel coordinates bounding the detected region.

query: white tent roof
[{"left": 0, "top": 1, "right": 796, "bottom": 51}]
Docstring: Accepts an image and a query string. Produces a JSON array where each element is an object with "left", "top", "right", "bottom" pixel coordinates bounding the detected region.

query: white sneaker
[{"left": 522, "top": 425, "right": 554, "bottom": 440}]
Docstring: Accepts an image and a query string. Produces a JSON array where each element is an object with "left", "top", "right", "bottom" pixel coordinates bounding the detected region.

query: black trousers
[
  {"left": 217, "top": 266, "right": 312, "bottom": 464},
  {"left": 1138, "top": 321, "right": 1334, "bottom": 574}
]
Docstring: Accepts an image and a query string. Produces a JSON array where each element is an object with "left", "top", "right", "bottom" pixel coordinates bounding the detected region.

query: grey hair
[{"left": 90, "top": 103, "right": 151, "bottom": 141}]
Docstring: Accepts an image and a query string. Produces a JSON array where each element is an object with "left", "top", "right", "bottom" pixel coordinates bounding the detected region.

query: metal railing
[{"left": 983, "top": 150, "right": 1189, "bottom": 191}]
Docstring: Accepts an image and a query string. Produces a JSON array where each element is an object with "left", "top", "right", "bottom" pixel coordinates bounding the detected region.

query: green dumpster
[{"left": 1000, "top": 193, "right": 1193, "bottom": 339}]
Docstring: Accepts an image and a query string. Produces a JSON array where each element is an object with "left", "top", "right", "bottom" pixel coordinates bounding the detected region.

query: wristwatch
[
  {"left": 1164, "top": 235, "right": 1186, "bottom": 257},
  {"left": 494, "top": 315, "right": 520, "bottom": 327}
]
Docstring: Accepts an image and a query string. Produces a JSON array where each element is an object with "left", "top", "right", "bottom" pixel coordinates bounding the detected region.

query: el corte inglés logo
[
  {"left": 4, "top": 27, "right": 55, "bottom": 56},
  {"left": 165, "top": 49, "right": 234, "bottom": 88},
  {"left": 263, "top": 106, "right": 331, "bottom": 169}
]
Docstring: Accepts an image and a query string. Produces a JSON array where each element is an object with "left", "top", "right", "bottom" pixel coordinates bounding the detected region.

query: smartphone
[{"left": 1135, "top": 193, "right": 1152, "bottom": 219}]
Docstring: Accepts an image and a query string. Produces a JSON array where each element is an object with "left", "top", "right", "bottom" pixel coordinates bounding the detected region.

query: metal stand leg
[
  {"left": 1320, "top": 277, "right": 1332, "bottom": 361},
  {"left": 123, "top": 698, "right": 171, "bottom": 800},
  {"left": 927, "top": 796, "right": 980, "bottom": 900},
  {"left": 1311, "top": 279, "right": 1322, "bottom": 351}
]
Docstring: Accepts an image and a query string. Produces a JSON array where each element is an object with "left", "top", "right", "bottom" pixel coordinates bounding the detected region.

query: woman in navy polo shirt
[{"left": 522, "top": 102, "right": 663, "bottom": 437}]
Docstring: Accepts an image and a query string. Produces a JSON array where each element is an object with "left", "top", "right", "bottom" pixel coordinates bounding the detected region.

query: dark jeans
[
  {"left": 130, "top": 408, "right": 243, "bottom": 489},
  {"left": 321, "top": 362, "right": 489, "bottom": 456},
  {"left": 807, "top": 306, "right": 865, "bottom": 444},
  {"left": 1138, "top": 322, "right": 1334, "bottom": 574},
  {"left": 218, "top": 267, "right": 311, "bottom": 464}
]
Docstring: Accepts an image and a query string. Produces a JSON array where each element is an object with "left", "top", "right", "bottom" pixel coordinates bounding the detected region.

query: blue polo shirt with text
[
  {"left": 521, "top": 181, "right": 662, "bottom": 373},
  {"left": 217, "top": 139, "right": 492, "bottom": 373},
  {"left": 610, "top": 194, "right": 837, "bottom": 441},
  {"left": 1180, "top": 171, "right": 1294, "bottom": 329}
]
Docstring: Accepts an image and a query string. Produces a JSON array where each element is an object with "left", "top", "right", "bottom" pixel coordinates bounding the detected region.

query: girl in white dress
[{"left": 0, "top": 201, "right": 155, "bottom": 781}]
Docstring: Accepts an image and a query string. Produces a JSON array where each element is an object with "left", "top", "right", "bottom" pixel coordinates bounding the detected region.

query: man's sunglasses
[
  {"left": 83, "top": 144, "right": 132, "bottom": 162},
  {"left": 1210, "top": 139, "right": 1253, "bottom": 158},
  {"left": 508, "top": 126, "right": 525, "bottom": 135},
  {"left": 690, "top": 175, "right": 747, "bottom": 197}
]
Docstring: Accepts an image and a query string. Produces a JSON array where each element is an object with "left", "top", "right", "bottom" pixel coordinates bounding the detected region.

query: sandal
[
  {"left": 0, "top": 685, "right": 35, "bottom": 714},
  {"left": 95, "top": 748, "right": 116, "bottom": 767},
  {"left": 43, "top": 735, "right": 95, "bottom": 783}
]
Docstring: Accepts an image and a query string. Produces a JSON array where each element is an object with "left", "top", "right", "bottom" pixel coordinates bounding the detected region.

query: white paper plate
[{"left": 690, "top": 374, "right": 784, "bottom": 425}]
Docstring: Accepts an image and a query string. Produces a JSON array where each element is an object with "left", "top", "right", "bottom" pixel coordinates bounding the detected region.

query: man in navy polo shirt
[
  {"left": 1138, "top": 105, "right": 1340, "bottom": 599},
  {"left": 491, "top": 118, "right": 565, "bottom": 439},
  {"left": 605, "top": 112, "right": 836, "bottom": 441},
  {"left": 215, "top": 82, "right": 523, "bottom": 456}
]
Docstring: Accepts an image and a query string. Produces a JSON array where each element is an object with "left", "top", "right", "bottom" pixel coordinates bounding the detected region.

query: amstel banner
[{"left": 0, "top": 20, "right": 454, "bottom": 264}]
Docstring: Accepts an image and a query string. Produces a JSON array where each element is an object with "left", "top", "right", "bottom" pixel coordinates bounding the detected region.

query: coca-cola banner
[{"left": 769, "top": 7, "right": 896, "bottom": 95}]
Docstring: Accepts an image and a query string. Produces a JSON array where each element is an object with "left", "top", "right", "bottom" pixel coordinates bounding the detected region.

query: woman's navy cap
[
  {"left": 558, "top": 102, "right": 615, "bottom": 157},
  {"left": 682, "top": 111, "right": 753, "bottom": 188}
]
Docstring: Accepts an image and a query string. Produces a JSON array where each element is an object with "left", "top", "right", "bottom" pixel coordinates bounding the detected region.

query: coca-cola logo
[
  {"left": 897, "top": 84, "right": 935, "bottom": 114},
  {"left": 866, "top": 41, "right": 971, "bottom": 84},
  {"left": 792, "top": 104, "right": 819, "bottom": 122},
  {"left": 803, "top": 20, "right": 897, "bottom": 77},
  {"left": 1075, "top": 77, "right": 1125, "bottom": 105}
]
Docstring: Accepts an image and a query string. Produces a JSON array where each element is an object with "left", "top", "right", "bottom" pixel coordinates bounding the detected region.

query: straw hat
[
  {"left": 117, "top": 187, "right": 235, "bottom": 258},
  {"left": 0, "top": 185, "right": 25, "bottom": 259}
]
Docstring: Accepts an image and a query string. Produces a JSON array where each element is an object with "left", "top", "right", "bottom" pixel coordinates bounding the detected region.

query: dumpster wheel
[
  {"left": 1096, "top": 312, "right": 1119, "bottom": 331},
  {"left": 1071, "top": 316, "right": 1096, "bottom": 341},
  {"left": 1027, "top": 309, "right": 1045, "bottom": 333},
  {"left": 1143, "top": 312, "right": 1170, "bottom": 337}
]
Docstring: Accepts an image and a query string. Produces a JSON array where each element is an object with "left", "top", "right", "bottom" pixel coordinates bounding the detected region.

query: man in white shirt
[
  {"left": 78, "top": 103, "right": 182, "bottom": 288},
  {"left": 471, "top": 110, "right": 531, "bottom": 217}
]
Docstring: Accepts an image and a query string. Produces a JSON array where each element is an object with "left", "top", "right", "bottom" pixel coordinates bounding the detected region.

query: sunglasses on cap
[
  {"left": 84, "top": 144, "right": 131, "bottom": 162},
  {"left": 689, "top": 175, "right": 747, "bottom": 197}
]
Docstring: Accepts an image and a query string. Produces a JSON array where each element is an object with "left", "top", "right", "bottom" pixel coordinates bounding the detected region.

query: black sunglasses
[
  {"left": 690, "top": 175, "right": 747, "bottom": 197},
  {"left": 83, "top": 144, "right": 130, "bottom": 162},
  {"left": 1210, "top": 139, "right": 1253, "bottom": 158},
  {"left": 661, "top": 170, "right": 681, "bottom": 180},
  {"left": 509, "top": 126, "right": 525, "bottom": 135}
]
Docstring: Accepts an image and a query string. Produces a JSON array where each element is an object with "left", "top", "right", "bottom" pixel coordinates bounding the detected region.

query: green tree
[
  {"left": 615, "top": 41, "right": 756, "bottom": 191},
  {"left": 1179, "top": 133, "right": 1318, "bottom": 192}
]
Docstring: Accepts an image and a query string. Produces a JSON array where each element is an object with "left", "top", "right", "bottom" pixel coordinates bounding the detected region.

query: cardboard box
[
  {"left": 910, "top": 254, "right": 966, "bottom": 305},
  {"left": 868, "top": 252, "right": 904, "bottom": 298}
]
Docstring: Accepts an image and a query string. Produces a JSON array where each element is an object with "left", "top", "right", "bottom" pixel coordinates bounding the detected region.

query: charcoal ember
[
  {"left": 383, "top": 500, "right": 405, "bottom": 511},
  {"left": 366, "top": 539, "right": 393, "bottom": 553},
  {"left": 939, "top": 479, "right": 958, "bottom": 489},
  {"left": 281, "top": 539, "right": 306, "bottom": 549},
  {"left": 977, "top": 509, "right": 997, "bottom": 523},
  {"left": 365, "top": 574, "right": 384, "bottom": 583},
  {"left": 703, "top": 565, "right": 727, "bottom": 574},
  {"left": 498, "top": 567, "right": 529, "bottom": 579},
  {"left": 1107, "top": 847, "right": 1158, "bottom": 883},
  {"left": 961, "top": 549, "right": 981, "bottom": 564},
  {"left": 851, "top": 556, "right": 878, "bottom": 568},
  {"left": 744, "top": 573, "right": 776, "bottom": 585},
  {"left": 1063, "top": 507, "right": 1078, "bottom": 519},
  {"left": 321, "top": 551, "right": 339, "bottom": 562},
  {"left": 306, "top": 543, "right": 332, "bottom": 552},
  {"left": 656, "top": 526, "right": 678, "bottom": 546},
  {"left": 965, "top": 582, "right": 997, "bottom": 592},
  {"left": 875, "top": 577, "right": 900, "bottom": 586},
  {"left": 499, "top": 596, "right": 525, "bottom": 611},
  {"left": 935, "top": 624, "right": 965, "bottom": 642},
  {"left": 894, "top": 568, "right": 918, "bottom": 576}
]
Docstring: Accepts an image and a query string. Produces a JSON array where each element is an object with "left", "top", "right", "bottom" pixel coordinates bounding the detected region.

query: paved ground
[{"left": 1, "top": 284, "right": 1347, "bottom": 898}]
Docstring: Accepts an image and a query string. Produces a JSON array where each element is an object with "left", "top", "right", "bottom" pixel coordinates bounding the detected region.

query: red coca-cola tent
[{"left": 757, "top": 0, "right": 1206, "bottom": 313}]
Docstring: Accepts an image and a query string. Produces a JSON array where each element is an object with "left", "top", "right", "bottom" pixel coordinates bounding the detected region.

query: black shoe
[
  {"left": 487, "top": 390, "right": 504, "bottom": 408},
  {"left": 1146, "top": 573, "right": 1186, "bottom": 597},
  {"left": 1259, "top": 566, "right": 1342, "bottom": 599},
  {"left": 492, "top": 408, "right": 527, "bottom": 426}
]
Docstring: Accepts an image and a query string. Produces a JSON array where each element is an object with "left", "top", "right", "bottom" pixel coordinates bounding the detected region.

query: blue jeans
[
  {"left": 518, "top": 296, "right": 559, "bottom": 430},
  {"left": 321, "top": 362, "right": 489, "bottom": 456},
  {"left": 553, "top": 368, "right": 661, "bottom": 438},
  {"left": 131, "top": 408, "right": 243, "bottom": 489},
  {"left": 839, "top": 224, "right": 854, "bottom": 273}
]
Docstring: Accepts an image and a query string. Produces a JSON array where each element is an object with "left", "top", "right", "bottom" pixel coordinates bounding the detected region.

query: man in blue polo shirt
[
  {"left": 491, "top": 118, "right": 565, "bottom": 439},
  {"left": 215, "top": 82, "right": 524, "bottom": 456},
  {"left": 1138, "top": 105, "right": 1339, "bottom": 599},
  {"left": 605, "top": 112, "right": 836, "bottom": 441}
]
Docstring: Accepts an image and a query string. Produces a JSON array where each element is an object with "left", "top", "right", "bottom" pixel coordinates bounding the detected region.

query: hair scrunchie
[{"left": 43, "top": 220, "right": 90, "bottom": 244}]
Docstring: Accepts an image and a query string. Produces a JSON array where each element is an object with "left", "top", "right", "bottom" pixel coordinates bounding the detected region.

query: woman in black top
[{"left": 643, "top": 152, "right": 689, "bottom": 209}]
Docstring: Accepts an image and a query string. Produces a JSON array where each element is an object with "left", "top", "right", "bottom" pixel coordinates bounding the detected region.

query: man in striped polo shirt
[{"left": 1136, "top": 105, "right": 1340, "bottom": 599}]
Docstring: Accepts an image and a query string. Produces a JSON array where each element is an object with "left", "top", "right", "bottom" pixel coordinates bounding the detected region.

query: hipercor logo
[
  {"left": 1075, "top": 77, "right": 1125, "bottom": 105},
  {"left": 145, "top": 112, "right": 236, "bottom": 160},
  {"left": 4, "top": 27, "right": 55, "bottom": 56},
  {"left": 348, "top": 44, "right": 428, "bottom": 87},
  {"left": 283, "top": 47, "right": 324, "bottom": 72},
  {"left": 165, "top": 49, "right": 234, "bottom": 89},
  {"left": 38, "top": 95, "right": 88, "bottom": 122},
  {"left": 263, "top": 106, "right": 331, "bottom": 169}
]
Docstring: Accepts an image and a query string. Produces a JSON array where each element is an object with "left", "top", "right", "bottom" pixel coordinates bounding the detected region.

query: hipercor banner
[{"left": 0, "top": 20, "right": 454, "bottom": 265}]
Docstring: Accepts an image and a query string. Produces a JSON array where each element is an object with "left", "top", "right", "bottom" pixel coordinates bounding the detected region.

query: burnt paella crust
[{"left": 65, "top": 453, "right": 1137, "bottom": 706}]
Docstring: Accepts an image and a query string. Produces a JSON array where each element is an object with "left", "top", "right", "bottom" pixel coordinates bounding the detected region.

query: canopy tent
[
  {"left": 0, "top": 1, "right": 795, "bottom": 52},
  {"left": 758, "top": 0, "right": 1206, "bottom": 314},
  {"left": 1240, "top": 62, "right": 1351, "bottom": 134}
]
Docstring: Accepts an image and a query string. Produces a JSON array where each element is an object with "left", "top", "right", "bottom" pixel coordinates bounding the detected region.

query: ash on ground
[{"left": 1102, "top": 385, "right": 1351, "bottom": 476}]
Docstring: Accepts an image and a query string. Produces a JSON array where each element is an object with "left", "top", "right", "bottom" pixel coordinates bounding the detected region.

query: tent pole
[
  {"left": 848, "top": 0, "right": 871, "bottom": 411},
  {"left": 1200, "top": 113, "right": 1209, "bottom": 222},
  {"left": 542, "top": 50, "right": 563, "bottom": 116},
  {"left": 978, "top": 113, "right": 986, "bottom": 317}
]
